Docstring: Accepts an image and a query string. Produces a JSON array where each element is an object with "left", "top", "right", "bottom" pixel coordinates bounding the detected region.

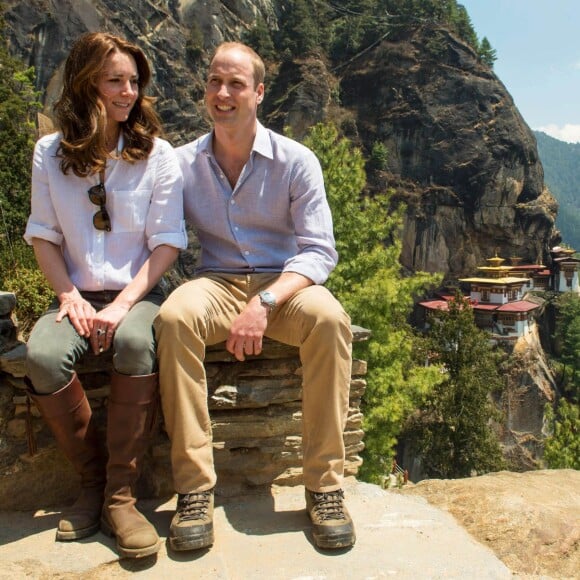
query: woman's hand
[
  {"left": 90, "top": 304, "right": 130, "bottom": 355},
  {"left": 56, "top": 297, "right": 97, "bottom": 338}
]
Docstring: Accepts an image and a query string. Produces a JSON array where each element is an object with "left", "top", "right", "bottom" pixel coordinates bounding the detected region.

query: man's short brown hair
[{"left": 210, "top": 42, "right": 265, "bottom": 88}]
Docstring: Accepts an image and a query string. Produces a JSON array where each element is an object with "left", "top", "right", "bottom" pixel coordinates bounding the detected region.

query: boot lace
[
  {"left": 177, "top": 490, "right": 212, "bottom": 522},
  {"left": 311, "top": 489, "right": 346, "bottom": 521}
]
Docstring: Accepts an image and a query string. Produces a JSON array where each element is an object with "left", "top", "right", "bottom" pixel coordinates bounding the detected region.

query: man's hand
[{"left": 226, "top": 297, "right": 269, "bottom": 361}]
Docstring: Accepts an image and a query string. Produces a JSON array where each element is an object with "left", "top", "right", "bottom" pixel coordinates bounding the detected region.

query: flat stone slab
[{"left": 0, "top": 478, "right": 510, "bottom": 579}]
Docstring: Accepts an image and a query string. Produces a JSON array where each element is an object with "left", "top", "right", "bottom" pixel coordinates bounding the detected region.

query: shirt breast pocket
[{"left": 110, "top": 190, "right": 152, "bottom": 233}]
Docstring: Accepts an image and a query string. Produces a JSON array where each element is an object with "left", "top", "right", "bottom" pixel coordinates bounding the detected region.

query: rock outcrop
[
  {"left": 402, "top": 469, "right": 580, "bottom": 579},
  {"left": 338, "top": 25, "right": 558, "bottom": 279}
]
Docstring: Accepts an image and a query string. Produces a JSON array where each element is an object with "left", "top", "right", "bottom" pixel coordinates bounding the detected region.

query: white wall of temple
[{"left": 556, "top": 270, "right": 579, "bottom": 293}]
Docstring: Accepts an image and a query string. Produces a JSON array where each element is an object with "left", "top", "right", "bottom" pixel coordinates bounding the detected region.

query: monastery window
[
  {"left": 481, "top": 290, "right": 490, "bottom": 302},
  {"left": 501, "top": 315, "right": 516, "bottom": 325}
]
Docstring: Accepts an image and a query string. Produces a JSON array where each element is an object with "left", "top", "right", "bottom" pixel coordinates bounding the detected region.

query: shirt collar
[
  {"left": 253, "top": 122, "right": 273, "bottom": 160},
  {"left": 201, "top": 121, "right": 273, "bottom": 160}
]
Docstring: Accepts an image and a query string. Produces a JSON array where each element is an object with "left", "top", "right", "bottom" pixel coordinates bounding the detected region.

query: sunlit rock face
[{"left": 339, "top": 25, "right": 558, "bottom": 278}]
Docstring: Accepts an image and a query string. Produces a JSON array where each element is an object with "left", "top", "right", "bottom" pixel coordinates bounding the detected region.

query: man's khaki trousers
[{"left": 154, "top": 273, "right": 352, "bottom": 494}]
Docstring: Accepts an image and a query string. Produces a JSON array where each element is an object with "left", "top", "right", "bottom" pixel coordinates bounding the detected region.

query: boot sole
[
  {"left": 100, "top": 517, "right": 162, "bottom": 559},
  {"left": 312, "top": 531, "right": 356, "bottom": 549},
  {"left": 169, "top": 530, "right": 214, "bottom": 552},
  {"left": 56, "top": 521, "right": 100, "bottom": 541}
]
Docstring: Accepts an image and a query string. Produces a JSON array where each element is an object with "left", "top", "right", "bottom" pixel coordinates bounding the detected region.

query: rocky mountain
[{"left": 2, "top": 0, "right": 559, "bottom": 280}]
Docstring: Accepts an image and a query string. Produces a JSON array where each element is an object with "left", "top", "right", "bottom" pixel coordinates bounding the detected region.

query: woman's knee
[
  {"left": 26, "top": 343, "right": 75, "bottom": 393},
  {"left": 113, "top": 330, "right": 156, "bottom": 375}
]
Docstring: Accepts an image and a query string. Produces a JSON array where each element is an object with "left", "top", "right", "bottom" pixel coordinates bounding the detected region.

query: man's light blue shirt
[{"left": 177, "top": 122, "right": 338, "bottom": 285}]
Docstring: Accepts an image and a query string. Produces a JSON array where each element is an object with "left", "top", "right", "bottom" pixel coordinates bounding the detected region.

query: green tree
[
  {"left": 408, "top": 292, "right": 506, "bottom": 478},
  {"left": 554, "top": 292, "right": 580, "bottom": 403},
  {"left": 478, "top": 36, "right": 497, "bottom": 67},
  {"left": 543, "top": 399, "right": 580, "bottom": 469},
  {"left": 302, "top": 122, "right": 443, "bottom": 483},
  {"left": 0, "top": 7, "right": 51, "bottom": 330},
  {"left": 275, "top": 0, "right": 329, "bottom": 60},
  {"left": 0, "top": 10, "right": 40, "bottom": 248},
  {"left": 243, "top": 16, "right": 276, "bottom": 62}
]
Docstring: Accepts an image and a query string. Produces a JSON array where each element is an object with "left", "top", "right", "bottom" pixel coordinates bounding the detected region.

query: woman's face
[{"left": 96, "top": 50, "right": 139, "bottom": 130}]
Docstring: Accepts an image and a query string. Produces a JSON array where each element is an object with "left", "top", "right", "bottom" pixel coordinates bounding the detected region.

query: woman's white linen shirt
[{"left": 24, "top": 133, "right": 187, "bottom": 291}]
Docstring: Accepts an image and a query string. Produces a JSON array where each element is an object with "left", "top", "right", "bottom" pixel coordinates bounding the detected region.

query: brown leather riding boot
[
  {"left": 28, "top": 373, "right": 105, "bottom": 541},
  {"left": 100, "top": 371, "right": 162, "bottom": 559}
]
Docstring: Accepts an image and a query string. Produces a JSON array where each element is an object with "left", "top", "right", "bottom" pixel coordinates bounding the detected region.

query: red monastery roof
[
  {"left": 418, "top": 300, "right": 449, "bottom": 311},
  {"left": 495, "top": 301, "right": 539, "bottom": 313}
]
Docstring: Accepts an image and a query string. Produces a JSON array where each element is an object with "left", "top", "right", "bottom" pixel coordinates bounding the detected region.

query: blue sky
[{"left": 459, "top": 0, "right": 580, "bottom": 143}]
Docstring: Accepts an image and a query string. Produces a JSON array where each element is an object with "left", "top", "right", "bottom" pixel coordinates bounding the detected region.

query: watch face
[{"left": 260, "top": 291, "right": 276, "bottom": 309}]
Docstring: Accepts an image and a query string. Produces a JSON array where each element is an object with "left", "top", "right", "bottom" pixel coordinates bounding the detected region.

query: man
[{"left": 154, "top": 42, "right": 354, "bottom": 551}]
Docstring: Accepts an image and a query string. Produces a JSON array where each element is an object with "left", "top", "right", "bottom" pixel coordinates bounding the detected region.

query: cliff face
[
  {"left": 338, "top": 26, "right": 559, "bottom": 278},
  {"left": 3, "top": 3, "right": 558, "bottom": 279}
]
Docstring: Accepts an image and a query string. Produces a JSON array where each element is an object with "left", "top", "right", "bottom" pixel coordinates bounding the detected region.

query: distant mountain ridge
[{"left": 534, "top": 131, "right": 580, "bottom": 250}]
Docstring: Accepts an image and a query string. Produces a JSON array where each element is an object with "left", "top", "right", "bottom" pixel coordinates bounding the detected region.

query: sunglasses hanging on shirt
[{"left": 87, "top": 169, "right": 111, "bottom": 232}]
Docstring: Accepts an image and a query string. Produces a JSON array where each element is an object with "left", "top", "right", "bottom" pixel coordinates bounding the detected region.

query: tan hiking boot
[
  {"left": 169, "top": 489, "right": 214, "bottom": 551},
  {"left": 101, "top": 372, "right": 162, "bottom": 558},
  {"left": 305, "top": 488, "right": 356, "bottom": 549},
  {"left": 101, "top": 486, "right": 161, "bottom": 558}
]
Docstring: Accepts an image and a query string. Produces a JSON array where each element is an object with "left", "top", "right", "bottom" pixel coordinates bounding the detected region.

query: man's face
[{"left": 205, "top": 47, "right": 264, "bottom": 130}]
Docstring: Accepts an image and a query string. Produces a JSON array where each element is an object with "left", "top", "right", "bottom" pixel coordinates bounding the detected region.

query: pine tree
[
  {"left": 479, "top": 37, "right": 497, "bottom": 67},
  {"left": 303, "top": 122, "right": 443, "bottom": 483},
  {"left": 408, "top": 292, "right": 506, "bottom": 478},
  {"left": 543, "top": 399, "right": 580, "bottom": 469},
  {"left": 555, "top": 293, "right": 580, "bottom": 403}
]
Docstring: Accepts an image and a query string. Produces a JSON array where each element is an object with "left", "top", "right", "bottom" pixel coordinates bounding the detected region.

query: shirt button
[
  {"left": 230, "top": 199, "right": 235, "bottom": 205},
  {"left": 244, "top": 251, "right": 249, "bottom": 255}
]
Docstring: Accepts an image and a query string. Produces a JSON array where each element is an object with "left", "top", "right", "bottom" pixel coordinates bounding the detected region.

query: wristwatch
[{"left": 258, "top": 290, "right": 277, "bottom": 313}]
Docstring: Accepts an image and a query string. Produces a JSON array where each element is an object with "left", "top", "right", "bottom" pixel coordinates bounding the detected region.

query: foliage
[
  {"left": 543, "top": 399, "right": 580, "bottom": 469},
  {"left": 243, "top": 17, "right": 276, "bottom": 62},
  {"left": 0, "top": 11, "right": 41, "bottom": 245},
  {"left": 553, "top": 292, "right": 580, "bottom": 403},
  {"left": 4, "top": 262, "right": 54, "bottom": 338},
  {"left": 367, "top": 140, "right": 389, "bottom": 174},
  {"left": 407, "top": 292, "right": 506, "bottom": 478},
  {"left": 270, "top": 1, "right": 495, "bottom": 69},
  {"left": 323, "top": 1, "right": 495, "bottom": 66},
  {"left": 534, "top": 130, "right": 580, "bottom": 252},
  {"left": 479, "top": 37, "right": 497, "bottom": 67},
  {"left": 302, "top": 122, "right": 443, "bottom": 483},
  {"left": 0, "top": 9, "right": 51, "bottom": 331},
  {"left": 275, "top": 0, "right": 332, "bottom": 61}
]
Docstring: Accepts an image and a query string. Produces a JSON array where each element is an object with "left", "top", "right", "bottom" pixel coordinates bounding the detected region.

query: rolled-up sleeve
[
  {"left": 283, "top": 150, "right": 337, "bottom": 284},
  {"left": 24, "top": 137, "right": 64, "bottom": 246},
  {"left": 146, "top": 141, "right": 187, "bottom": 252}
]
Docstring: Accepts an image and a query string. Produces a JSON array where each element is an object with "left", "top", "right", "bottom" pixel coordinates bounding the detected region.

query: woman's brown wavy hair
[{"left": 53, "top": 32, "right": 163, "bottom": 177}]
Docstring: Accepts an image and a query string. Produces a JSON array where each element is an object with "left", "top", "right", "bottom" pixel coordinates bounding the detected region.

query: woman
[{"left": 24, "top": 32, "right": 186, "bottom": 559}]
